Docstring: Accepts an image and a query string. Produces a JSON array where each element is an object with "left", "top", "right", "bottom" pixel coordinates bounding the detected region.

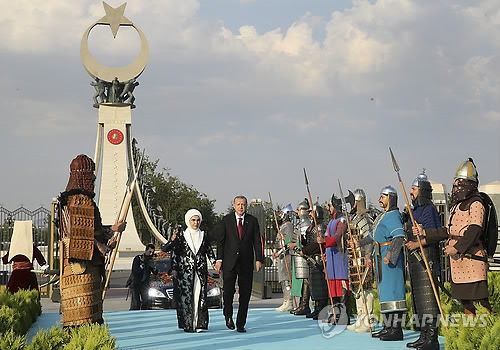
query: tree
[{"left": 132, "top": 156, "right": 219, "bottom": 245}]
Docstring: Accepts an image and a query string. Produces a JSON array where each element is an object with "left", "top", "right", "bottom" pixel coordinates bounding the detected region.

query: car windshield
[{"left": 153, "top": 258, "right": 171, "bottom": 273}]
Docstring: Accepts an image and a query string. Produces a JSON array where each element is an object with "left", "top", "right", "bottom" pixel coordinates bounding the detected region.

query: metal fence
[{"left": 0, "top": 205, "right": 56, "bottom": 297}]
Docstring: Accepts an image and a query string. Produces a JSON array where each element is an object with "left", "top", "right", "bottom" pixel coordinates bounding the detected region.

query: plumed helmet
[{"left": 454, "top": 158, "right": 478, "bottom": 183}]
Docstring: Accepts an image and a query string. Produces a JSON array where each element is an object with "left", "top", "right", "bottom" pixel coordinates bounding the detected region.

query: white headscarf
[
  {"left": 184, "top": 209, "right": 203, "bottom": 254},
  {"left": 8, "top": 221, "right": 33, "bottom": 262}
]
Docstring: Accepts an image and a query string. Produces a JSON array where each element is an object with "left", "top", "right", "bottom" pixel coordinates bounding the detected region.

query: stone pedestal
[{"left": 95, "top": 104, "right": 144, "bottom": 252}]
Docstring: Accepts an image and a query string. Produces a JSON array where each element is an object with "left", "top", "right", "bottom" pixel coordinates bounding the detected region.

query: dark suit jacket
[{"left": 215, "top": 213, "right": 264, "bottom": 272}]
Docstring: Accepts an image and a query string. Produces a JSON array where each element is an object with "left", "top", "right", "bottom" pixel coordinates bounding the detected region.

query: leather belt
[
  {"left": 449, "top": 235, "right": 461, "bottom": 240},
  {"left": 379, "top": 240, "right": 393, "bottom": 247}
]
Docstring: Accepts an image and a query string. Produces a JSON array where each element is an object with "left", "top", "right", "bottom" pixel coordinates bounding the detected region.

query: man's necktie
[{"left": 238, "top": 217, "right": 243, "bottom": 240}]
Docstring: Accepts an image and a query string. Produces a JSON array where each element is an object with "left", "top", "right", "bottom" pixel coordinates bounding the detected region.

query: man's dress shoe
[{"left": 225, "top": 317, "right": 235, "bottom": 330}]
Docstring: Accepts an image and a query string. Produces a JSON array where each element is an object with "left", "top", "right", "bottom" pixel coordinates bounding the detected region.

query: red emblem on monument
[{"left": 107, "top": 129, "right": 124, "bottom": 145}]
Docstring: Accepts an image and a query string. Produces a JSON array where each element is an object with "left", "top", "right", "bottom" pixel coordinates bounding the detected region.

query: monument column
[{"left": 80, "top": 2, "right": 149, "bottom": 252}]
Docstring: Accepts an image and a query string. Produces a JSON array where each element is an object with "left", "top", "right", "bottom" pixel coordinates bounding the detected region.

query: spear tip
[
  {"left": 303, "top": 168, "right": 309, "bottom": 185},
  {"left": 389, "top": 147, "right": 400, "bottom": 172}
]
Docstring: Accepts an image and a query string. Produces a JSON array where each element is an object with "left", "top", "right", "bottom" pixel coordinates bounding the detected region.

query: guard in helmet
[
  {"left": 346, "top": 189, "right": 375, "bottom": 333},
  {"left": 404, "top": 171, "right": 441, "bottom": 350},
  {"left": 299, "top": 203, "right": 329, "bottom": 320},
  {"left": 414, "top": 158, "right": 491, "bottom": 316},
  {"left": 273, "top": 204, "right": 294, "bottom": 312},
  {"left": 354, "top": 185, "right": 406, "bottom": 341},
  {"left": 287, "top": 198, "right": 312, "bottom": 315},
  {"left": 317, "top": 193, "right": 350, "bottom": 324}
]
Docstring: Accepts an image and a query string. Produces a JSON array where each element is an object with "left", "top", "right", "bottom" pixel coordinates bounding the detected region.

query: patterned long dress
[{"left": 172, "top": 231, "right": 216, "bottom": 331}]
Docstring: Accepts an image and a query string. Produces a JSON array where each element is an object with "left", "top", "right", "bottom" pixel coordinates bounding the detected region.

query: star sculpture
[{"left": 97, "top": 2, "right": 133, "bottom": 38}]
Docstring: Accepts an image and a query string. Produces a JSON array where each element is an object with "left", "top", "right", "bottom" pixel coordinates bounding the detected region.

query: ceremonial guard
[
  {"left": 347, "top": 189, "right": 374, "bottom": 333},
  {"left": 300, "top": 203, "right": 328, "bottom": 320},
  {"left": 405, "top": 172, "right": 441, "bottom": 350},
  {"left": 414, "top": 159, "right": 493, "bottom": 315},
  {"left": 356, "top": 185, "right": 406, "bottom": 341},
  {"left": 287, "top": 199, "right": 312, "bottom": 315},
  {"left": 58, "top": 154, "right": 126, "bottom": 327},
  {"left": 2, "top": 221, "right": 47, "bottom": 294},
  {"left": 273, "top": 204, "right": 294, "bottom": 312},
  {"left": 320, "top": 194, "right": 350, "bottom": 323}
]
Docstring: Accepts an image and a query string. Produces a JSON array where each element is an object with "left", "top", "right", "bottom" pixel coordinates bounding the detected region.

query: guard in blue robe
[{"left": 358, "top": 185, "right": 406, "bottom": 341}]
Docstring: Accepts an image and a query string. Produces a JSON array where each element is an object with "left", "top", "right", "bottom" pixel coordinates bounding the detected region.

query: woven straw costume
[{"left": 58, "top": 155, "right": 118, "bottom": 327}]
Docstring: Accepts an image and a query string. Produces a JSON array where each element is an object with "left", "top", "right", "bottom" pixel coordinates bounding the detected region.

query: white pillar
[{"left": 96, "top": 104, "right": 144, "bottom": 252}]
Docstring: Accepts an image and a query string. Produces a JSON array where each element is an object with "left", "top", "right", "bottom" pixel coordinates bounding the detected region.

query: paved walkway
[{"left": 30, "top": 306, "right": 444, "bottom": 350}]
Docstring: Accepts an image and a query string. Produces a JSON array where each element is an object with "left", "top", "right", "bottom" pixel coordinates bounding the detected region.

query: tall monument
[{"left": 80, "top": 2, "right": 148, "bottom": 252}]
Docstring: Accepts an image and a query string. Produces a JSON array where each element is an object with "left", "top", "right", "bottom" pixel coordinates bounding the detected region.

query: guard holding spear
[{"left": 413, "top": 158, "right": 493, "bottom": 317}]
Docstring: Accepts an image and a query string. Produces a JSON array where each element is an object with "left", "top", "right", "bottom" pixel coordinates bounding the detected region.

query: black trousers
[
  {"left": 223, "top": 262, "right": 253, "bottom": 328},
  {"left": 130, "top": 284, "right": 150, "bottom": 310}
]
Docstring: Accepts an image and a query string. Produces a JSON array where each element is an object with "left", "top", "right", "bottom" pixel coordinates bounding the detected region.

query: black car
[{"left": 148, "top": 257, "right": 223, "bottom": 309}]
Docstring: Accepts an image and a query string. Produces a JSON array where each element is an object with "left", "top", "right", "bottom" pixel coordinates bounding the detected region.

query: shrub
[
  {"left": 64, "top": 324, "right": 117, "bottom": 350},
  {"left": 27, "top": 326, "right": 69, "bottom": 350},
  {"left": 0, "top": 330, "right": 27, "bottom": 350}
]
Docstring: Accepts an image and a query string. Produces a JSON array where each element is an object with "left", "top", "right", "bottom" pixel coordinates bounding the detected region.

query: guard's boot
[
  {"left": 416, "top": 326, "right": 439, "bottom": 350},
  {"left": 306, "top": 300, "right": 319, "bottom": 318},
  {"left": 290, "top": 297, "right": 302, "bottom": 314},
  {"left": 380, "top": 326, "right": 403, "bottom": 341},
  {"left": 313, "top": 299, "right": 328, "bottom": 320},
  {"left": 294, "top": 281, "right": 311, "bottom": 316},
  {"left": 372, "top": 325, "right": 390, "bottom": 338},
  {"left": 276, "top": 285, "right": 293, "bottom": 312},
  {"left": 356, "top": 290, "right": 374, "bottom": 333},
  {"left": 347, "top": 295, "right": 364, "bottom": 331},
  {"left": 380, "top": 312, "right": 404, "bottom": 341},
  {"left": 407, "top": 324, "right": 426, "bottom": 348}
]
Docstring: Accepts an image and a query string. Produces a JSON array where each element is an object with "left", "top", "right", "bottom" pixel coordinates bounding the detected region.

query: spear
[
  {"left": 389, "top": 147, "right": 447, "bottom": 329},
  {"left": 303, "top": 168, "right": 336, "bottom": 321},
  {"left": 102, "top": 149, "right": 145, "bottom": 299},
  {"left": 268, "top": 192, "right": 297, "bottom": 308},
  {"left": 339, "top": 179, "right": 373, "bottom": 336}
]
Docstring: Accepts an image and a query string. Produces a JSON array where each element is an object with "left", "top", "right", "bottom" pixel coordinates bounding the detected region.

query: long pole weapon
[
  {"left": 303, "top": 168, "right": 336, "bottom": 320},
  {"left": 339, "top": 179, "right": 373, "bottom": 336},
  {"left": 269, "top": 192, "right": 297, "bottom": 308},
  {"left": 103, "top": 149, "right": 145, "bottom": 299},
  {"left": 389, "top": 147, "right": 447, "bottom": 329}
]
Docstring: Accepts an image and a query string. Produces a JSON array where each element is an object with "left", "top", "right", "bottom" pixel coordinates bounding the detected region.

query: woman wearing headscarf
[{"left": 172, "top": 209, "right": 217, "bottom": 332}]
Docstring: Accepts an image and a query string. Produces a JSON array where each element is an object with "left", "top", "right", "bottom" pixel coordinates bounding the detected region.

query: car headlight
[
  {"left": 148, "top": 288, "right": 166, "bottom": 298},
  {"left": 207, "top": 287, "right": 220, "bottom": 297}
]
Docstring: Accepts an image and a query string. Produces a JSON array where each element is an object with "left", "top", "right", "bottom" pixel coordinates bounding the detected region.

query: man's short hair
[
  {"left": 233, "top": 195, "right": 247, "bottom": 204},
  {"left": 145, "top": 243, "right": 155, "bottom": 251}
]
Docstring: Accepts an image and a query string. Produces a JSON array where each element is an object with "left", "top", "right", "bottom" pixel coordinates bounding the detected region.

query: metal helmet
[
  {"left": 297, "top": 198, "right": 311, "bottom": 218},
  {"left": 280, "top": 204, "right": 293, "bottom": 222},
  {"left": 454, "top": 158, "right": 479, "bottom": 183},
  {"left": 313, "top": 202, "right": 324, "bottom": 223},
  {"left": 354, "top": 189, "right": 366, "bottom": 202},
  {"left": 353, "top": 188, "right": 367, "bottom": 212},
  {"left": 380, "top": 185, "right": 398, "bottom": 210},
  {"left": 412, "top": 170, "right": 432, "bottom": 205},
  {"left": 328, "top": 193, "right": 343, "bottom": 215}
]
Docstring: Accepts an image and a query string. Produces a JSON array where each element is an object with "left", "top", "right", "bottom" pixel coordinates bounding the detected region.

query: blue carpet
[{"left": 29, "top": 309, "right": 444, "bottom": 349}]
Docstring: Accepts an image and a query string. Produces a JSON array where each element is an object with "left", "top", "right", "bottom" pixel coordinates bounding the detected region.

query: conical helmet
[{"left": 454, "top": 158, "right": 478, "bottom": 183}]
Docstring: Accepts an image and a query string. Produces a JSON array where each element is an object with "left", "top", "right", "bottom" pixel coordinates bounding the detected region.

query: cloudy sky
[{"left": 0, "top": 0, "right": 499, "bottom": 214}]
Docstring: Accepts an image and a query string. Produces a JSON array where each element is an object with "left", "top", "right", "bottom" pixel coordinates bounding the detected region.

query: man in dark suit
[{"left": 214, "top": 195, "right": 264, "bottom": 333}]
